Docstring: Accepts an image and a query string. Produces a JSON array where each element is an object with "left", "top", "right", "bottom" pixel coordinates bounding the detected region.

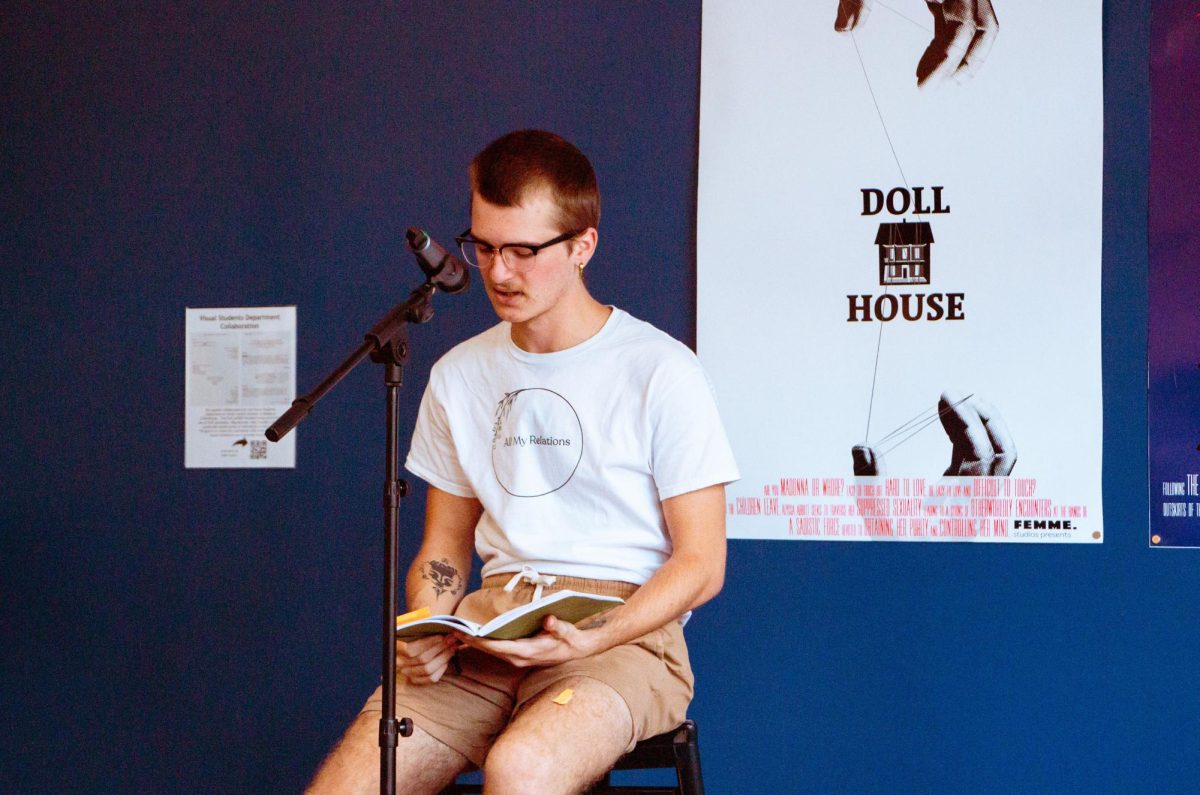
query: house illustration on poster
[{"left": 875, "top": 221, "right": 934, "bottom": 285}]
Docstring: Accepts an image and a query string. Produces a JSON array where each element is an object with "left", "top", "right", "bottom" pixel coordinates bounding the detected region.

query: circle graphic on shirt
[{"left": 491, "top": 388, "right": 583, "bottom": 497}]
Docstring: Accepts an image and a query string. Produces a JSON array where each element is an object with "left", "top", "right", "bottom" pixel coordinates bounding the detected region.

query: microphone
[{"left": 406, "top": 227, "right": 470, "bottom": 294}]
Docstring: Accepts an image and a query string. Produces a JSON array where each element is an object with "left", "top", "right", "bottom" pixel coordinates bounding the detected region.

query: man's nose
[{"left": 486, "top": 250, "right": 516, "bottom": 281}]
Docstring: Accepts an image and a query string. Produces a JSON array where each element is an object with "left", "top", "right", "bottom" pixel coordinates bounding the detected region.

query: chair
[{"left": 439, "top": 719, "right": 705, "bottom": 795}]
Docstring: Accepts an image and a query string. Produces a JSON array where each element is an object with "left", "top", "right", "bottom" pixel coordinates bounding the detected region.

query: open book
[{"left": 395, "top": 589, "right": 624, "bottom": 641}]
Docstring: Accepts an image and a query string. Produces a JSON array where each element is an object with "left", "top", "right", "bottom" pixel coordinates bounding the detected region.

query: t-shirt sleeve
[
  {"left": 649, "top": 356, "right": 740, "bottom": 501},
  {"left": 405, "top": 372, "right": 476, "bottom": 498}
]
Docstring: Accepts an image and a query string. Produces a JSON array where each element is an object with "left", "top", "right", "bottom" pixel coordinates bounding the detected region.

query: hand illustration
[
  {"left": 834, "top": 0, "right": 872, "bottom": 31},
  {"left": 853, "top": 389, "right": 1016, "bottom": 476},
  {"left": 835, "top": 0, "right": 999, "bottom": 88}
]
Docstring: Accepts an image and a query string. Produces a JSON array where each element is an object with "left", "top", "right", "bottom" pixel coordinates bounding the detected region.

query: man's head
[
  {"left": 464, "top": 130, "right": 605, "bottom": 352},
  {"left": 469, "top": 129, "right": 600, "bottom": 234}
]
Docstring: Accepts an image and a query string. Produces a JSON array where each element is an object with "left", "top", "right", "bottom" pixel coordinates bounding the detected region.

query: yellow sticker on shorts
[{"left": 552, "top": 688, "right": 574, "bottom": 705}]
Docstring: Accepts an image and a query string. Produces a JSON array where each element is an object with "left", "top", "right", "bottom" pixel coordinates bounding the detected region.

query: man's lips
[{"left": 490, "top": 285, "right": 523, "bottom": 302}]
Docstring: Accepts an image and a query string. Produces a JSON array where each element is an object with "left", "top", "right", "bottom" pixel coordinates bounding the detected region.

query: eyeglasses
[{"left": 455, "top": 229, "right": 582, "bottom": 272}]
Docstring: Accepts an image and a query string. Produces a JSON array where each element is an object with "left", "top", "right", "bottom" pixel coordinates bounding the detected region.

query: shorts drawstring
[{"left": 502, "top": 565, "right": 557, "bottom": 603}]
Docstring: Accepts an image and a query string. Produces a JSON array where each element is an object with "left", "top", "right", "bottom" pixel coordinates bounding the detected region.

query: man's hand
[
  {"left": 455, "top": 614, "right": 604, "bottom": 669},
  {"left": 852, "top": 389, "right": 1016, "bottom": 476},
  {"left": 396, "top": 634, "right": 461, "bottom": 685},
  {"left": 835, "top": 0, "right": 999, "bottom": 88}
]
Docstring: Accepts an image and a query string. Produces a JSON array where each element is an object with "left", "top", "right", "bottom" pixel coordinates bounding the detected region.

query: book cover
[{"left": 395, "top": 589, "right": 624, "bottom": 641}]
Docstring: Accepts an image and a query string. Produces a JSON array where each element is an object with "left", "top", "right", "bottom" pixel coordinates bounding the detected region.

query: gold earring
[{"left": 577, "top": 262, "right": 586, "bottom": 279}]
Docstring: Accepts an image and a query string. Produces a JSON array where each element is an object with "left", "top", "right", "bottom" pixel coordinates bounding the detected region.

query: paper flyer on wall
[
  {"left": 185, "top": 306, "right": 296, "bottom": 468},
  {"left": 697, "top": 1, "right": 1103, "bottom": 541},
  {"left": 1148, "top": 2, "right": 1200, "bottom": 548}
]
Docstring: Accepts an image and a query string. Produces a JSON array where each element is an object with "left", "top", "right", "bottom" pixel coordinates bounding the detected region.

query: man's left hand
[{"left": 455, "top": 615, "right": 604, "bottom": 668}]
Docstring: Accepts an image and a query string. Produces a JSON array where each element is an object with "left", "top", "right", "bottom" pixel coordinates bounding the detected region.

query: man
[{"left": 308, "top": 130, "right": 738, "bottom": 794}]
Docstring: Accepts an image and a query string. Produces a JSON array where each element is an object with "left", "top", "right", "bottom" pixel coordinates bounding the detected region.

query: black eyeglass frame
[{"left": 454, "top": 228, "right": 583, "bottom": 269}]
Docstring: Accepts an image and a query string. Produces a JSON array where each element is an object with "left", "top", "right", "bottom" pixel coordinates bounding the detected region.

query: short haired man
[{"left": 308, "top": 130, "right": 738, "bottom": 794}]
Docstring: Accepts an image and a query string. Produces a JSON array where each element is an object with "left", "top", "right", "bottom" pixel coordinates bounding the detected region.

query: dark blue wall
[{"left": 3, "top": 2, "right": 1183, "bottom": 792}]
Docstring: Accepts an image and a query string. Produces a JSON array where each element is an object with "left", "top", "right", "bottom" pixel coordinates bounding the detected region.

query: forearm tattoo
[
  {"left": 420, "top": 558, "right": 463, "bottom": 598},
  {"left": 577, "top": 616, "right": 608, "bottom": 630}
]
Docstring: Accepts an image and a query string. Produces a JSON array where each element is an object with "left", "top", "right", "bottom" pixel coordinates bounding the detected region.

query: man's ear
[{"left": 571, "top": 227, "right": 598, "bottom": 265}]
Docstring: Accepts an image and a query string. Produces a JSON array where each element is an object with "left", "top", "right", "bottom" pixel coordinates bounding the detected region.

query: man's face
[{"left": 468, "top": 190, "right": 585, "bottom": 332}]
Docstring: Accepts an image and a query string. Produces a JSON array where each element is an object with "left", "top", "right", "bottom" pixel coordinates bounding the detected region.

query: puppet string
[
  {"left": 849, "top": 27, "right": 917, "bottom": 442},
  {"left": 872, "top": 393, "right": 975, "bottom": 458}
]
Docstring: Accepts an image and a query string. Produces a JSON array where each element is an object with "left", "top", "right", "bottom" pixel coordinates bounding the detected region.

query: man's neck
[{"left": 510, "top": 296, "right": 612, "bottom": 354}]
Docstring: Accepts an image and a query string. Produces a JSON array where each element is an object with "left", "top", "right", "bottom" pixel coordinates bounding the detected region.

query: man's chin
[{"left": 488, "top": 300, "right": 526, "bottom": 323}]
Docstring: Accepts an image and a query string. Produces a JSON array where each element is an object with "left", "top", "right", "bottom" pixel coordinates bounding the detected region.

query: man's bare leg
[
  {"left": 307, "top": 712, "right": 469, "bottom": 795},
  {"left": 481, "top": 677, "right": 633, "bottom": 795}
]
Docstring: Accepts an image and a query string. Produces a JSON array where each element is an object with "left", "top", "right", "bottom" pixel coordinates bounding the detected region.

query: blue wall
[{"left": 3, "top": 1, "right": 1185, "bottom": 792}]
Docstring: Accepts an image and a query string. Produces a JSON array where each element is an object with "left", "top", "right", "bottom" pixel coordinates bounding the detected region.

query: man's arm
[
  {"left": 457, "top": 482, "right": 727, "bottom": 667},
  {"left": 397, "top": 485, "right": 482, "bottom": 684}
]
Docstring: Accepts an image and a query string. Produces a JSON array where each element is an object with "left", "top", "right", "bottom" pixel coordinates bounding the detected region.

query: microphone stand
[{"left": 266, "top": 281, "right": 438, "bottom": 795}]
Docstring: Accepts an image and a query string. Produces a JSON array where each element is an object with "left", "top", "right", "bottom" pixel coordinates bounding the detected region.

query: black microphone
[{"left": 406, "top": 227, "right": 470, "bottom": 294}]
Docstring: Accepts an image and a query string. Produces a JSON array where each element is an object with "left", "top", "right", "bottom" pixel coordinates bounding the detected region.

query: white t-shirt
[{"left": 406, "top": 308, "right": 739, "bottom": 585}]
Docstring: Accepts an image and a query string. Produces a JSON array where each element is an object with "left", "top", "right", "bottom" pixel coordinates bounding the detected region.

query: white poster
[
  {"left": 698, "top": 1, "right": 1103, "bottom": 541},
  {"left": 185, "top": 306, "right": 296, "bottom": 468}
]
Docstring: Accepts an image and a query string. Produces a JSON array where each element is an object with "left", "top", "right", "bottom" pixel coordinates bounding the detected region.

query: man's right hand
[{"left": 397, "top": 634, "right": 461, "bottom": 685}]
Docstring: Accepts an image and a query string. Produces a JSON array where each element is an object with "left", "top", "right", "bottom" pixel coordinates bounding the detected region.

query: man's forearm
[
  {"left": 405, "top": 552, "right": 470, "bottom": 615},
  {"left": 576, "top": 484, "right": 727, "bottom": 655},
  {"left": 577, "top": 548, "right": 723, "bottom": 654},
  {"left": 404, "top": 486, "right": 482, "bottom": 615}
]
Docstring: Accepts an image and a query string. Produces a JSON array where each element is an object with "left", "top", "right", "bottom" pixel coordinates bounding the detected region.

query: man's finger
[
  {"left": 400, "top": 644, "right": 456, "bottom": 684},
  {"left": 396, "top": 634, "right": 447, "bottom": 658},
  {"left": 403, "top": 635, "right": 456, "bottom": 666},
  {"left": 543, "top": 615, "right": 584, "bottom": 644}
]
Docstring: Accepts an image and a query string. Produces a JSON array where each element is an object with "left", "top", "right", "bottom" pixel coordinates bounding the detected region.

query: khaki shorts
[{"left": 361, "top": 575, "right": 694, "bottom": 767}]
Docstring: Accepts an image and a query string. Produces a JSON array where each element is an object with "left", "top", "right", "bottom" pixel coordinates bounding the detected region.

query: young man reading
[{"left": 308, "top": 129, "right": 738, "bottom": 794}]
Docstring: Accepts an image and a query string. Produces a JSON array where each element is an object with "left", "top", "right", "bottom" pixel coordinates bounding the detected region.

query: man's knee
[
  {"left": 308, "top": 713, "right": 468, "bottom": 794},
  {"left": 306, "top": 713, "right": 375, "bottom": 794},
  {"left": 482, "top": 733, "right": 569, "bottom": 795},
  {"left": 481, "top": 680, "right": 631, "bottom": 794}
]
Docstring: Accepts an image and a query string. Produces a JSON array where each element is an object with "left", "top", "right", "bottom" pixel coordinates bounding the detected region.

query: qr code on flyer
[{"left": 250, "top": 440, "right": 267, "bottom": 460}]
